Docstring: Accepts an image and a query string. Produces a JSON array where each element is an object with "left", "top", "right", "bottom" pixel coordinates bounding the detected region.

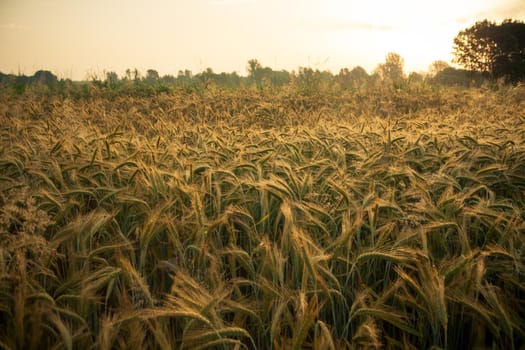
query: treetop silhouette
[{"left": 453, "top": 19, "right": 525, "bottom": 82}]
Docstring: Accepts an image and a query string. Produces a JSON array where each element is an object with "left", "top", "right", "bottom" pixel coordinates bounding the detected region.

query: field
[{"left": 1, "top": 84, "right": 525, "bottom": 349}]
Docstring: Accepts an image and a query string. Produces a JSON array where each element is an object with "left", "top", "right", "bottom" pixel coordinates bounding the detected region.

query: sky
[{"left": 1, "top": 0, "right": 524, "bottom": 80}]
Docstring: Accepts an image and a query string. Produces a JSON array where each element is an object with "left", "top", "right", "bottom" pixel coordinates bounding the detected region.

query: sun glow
[
  {"left": 330, "top": 0, "right": 480, "bottom": 26},
  {"left": 319, "top": 0, "right": 488, "bottom": 72}
]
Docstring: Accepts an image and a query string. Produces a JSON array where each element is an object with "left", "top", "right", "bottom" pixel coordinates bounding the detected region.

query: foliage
[
  {"left": 453, "top": 19, "right": 525, "bottom": 81},
  {"left": 428, "top": 60, "right": 450, "bottom": 77},
  {"left": 375, "top": 52, "right": 406, "bottom": 85},
  {"left": 1, "top": 84, "right": 524, "bottom": 349},
  {"left": 338, "top": 66, "right": 369, "bottom": 90},
  {"left": 294, "top": 67, "right": 333, "bottom": 93},
  {"left": 431, "top": 67, "right": 486, "bottom": 87},
  {"left": 246, "top": 59, "right": 291, "bottom": 90}
]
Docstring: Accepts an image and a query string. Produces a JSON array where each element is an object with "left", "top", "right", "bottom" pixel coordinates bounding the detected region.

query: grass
[{"left": 0, "top": 83, "right": 524, "bottom": 349}]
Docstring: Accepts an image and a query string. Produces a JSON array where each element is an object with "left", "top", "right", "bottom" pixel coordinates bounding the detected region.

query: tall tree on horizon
[
  {"left": 375, "top": 52, "right": 405, "bottom": 84},
  {"left": 453, "top": 19, "right": 525, "bottom": 81}
]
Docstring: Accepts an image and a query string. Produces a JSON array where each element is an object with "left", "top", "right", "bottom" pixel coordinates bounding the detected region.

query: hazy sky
[{"left": 1, "top": 0, "right": 524, "bottom": 80}]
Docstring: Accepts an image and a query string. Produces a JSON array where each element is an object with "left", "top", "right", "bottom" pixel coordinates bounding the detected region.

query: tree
[
  {"left": 338, "top": 66, "right": 369, "bottom": 89},
  {"left": 146, "top": 69, "right": 160, "bottom": 81},
  {"left": 348, "top": 66, "right": 368, "bottom": 81},
  {"left": 133, "top": 68, "right": 141, "bottom": 82},
  {"left": 295, "top": 67, "right": 319, "bottom": 92},
  {"left": 493, "top": 20, "right": 525, "bottom": 81},
  {"left": 453, "top": 19, "right": 525, "bottom": 81},
  {"left": 125, "top": 69, "right": 132, "bottom": 81},
  {"left": 105, "top": 71, "right": 119, "bottom": 89},
  {"left": 247, "top": 59, "right": 263, "bottom": 88},
  {"left": 267, "top": 70, "right": 290, "bottom": 87},
  {"left": 453, "top": 20, "right": 499, "bottom": 75},
  {"left": 32, "top": 70, "right": 58, "bottom": 85},
  {"left": 196, "top": 67, "right": 216, "bottom": 88},
  {"left": 247, "top": 59, "right": 262, "bottom": 77},
  {"left": 432, "top": 67, "right": 485, "bottom": 86},
  {"left": 376, "top": 52, "right": 405, "bottom": 84},
  {"left": 407, "top": 72, "right": 424, "bottom": 83},
  {"left": 428, "top": 60, "right": 450, "bottom": 76}
]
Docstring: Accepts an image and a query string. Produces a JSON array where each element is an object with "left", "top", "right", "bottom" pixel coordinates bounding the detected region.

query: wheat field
[{"left": 1, "top": 84, "right": 524, "bottom": 349}]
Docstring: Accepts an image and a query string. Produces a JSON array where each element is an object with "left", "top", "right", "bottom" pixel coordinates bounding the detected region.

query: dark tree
[
  {"left": 493, "top": 20, "right": 525, "bottom": 81},
  {"left": 267, "top": 70, "right": 290, "bottom": 87},
  {"left": 247, "top": 59, "right": 263, "bottom": 88},
  {"left": 146, "top": 69, "right": 160, "bottom": 81},
  {"left": 432, "top": 67, "right": 485, "bottom": 86},
  {"left": 105, "top": 71, "right": 119, "bottom": 89},
  {"left": 32, "top": 70, "right": 58, "bottom": 85},
  {"left": 453, "top": 19, "right": 525, "bottom": 81}
]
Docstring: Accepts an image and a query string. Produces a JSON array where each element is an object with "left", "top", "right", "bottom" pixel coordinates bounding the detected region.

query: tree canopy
[
  {"left": 453, "top": 19, "right": 525, "bottom": 82},
  {"left": 375, "top": 52, "right": 405, "bottom": 84}
]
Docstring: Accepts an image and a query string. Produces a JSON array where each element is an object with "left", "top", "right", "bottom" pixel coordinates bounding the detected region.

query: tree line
[
  {"left": 0, "top": 57, "right": 486, "bottom": 97},
  {"left": 1, "top": 18, "right": 523, "bottom": 96}
]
